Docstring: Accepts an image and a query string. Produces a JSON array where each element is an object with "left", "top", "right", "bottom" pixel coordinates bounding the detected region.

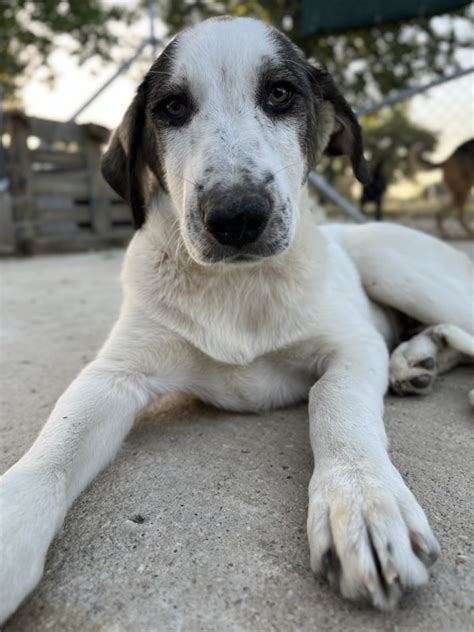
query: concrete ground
[{"left": 0, "top": 242, "right": 473, "bottom": 632}]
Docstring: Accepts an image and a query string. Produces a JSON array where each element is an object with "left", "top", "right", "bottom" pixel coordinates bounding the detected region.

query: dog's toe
[
  {"left": 389, "top": 341, "right": 437, "bottom": 397},
  {"left": 416, "top": 357, "right": 436, "bottom": 371},
  {"left": 307, "top": 465, "right": 438, "bottom": 610},
  {"left": 408, "top": 374, "right": 432, "bottom": 390},
  {"left": 390, "top": 371, "right": 434, "bottom": 396}
]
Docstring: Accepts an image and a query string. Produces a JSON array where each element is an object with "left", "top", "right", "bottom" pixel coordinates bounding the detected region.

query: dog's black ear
[
  {"left": 101, "top": 83, "right": 162, "bottom": 229},
  {"left": 309, "top": 67, "right": 369, "bottom": 184}
]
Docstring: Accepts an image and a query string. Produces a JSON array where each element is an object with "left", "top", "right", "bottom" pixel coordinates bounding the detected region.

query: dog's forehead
[{"left": 172, "top": 18, "right": 278, "bottom": 88}]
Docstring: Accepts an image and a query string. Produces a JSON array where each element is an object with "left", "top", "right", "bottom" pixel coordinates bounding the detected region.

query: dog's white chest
[
  {"left": 124, "top": 226, "right": 346, "bottom": 367},
  {"left": 156, "top": 265, "right": 322, "bottom": 365},
  {"left": 197, "top": 314, "right": 310, "bottom": 365}
]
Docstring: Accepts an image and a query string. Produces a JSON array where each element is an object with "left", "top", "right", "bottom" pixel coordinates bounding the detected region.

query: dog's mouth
[
  {"left": 228, "top": 253, "right": 261, "bottom": 263},
  {"left": 193, "top": 241, "right": 287, "bottom": 265},
  {"left": 213, "top": 251, "right": 269, "bottom": 265}
]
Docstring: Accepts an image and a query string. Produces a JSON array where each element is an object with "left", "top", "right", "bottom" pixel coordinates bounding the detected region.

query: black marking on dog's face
[
  {"left": 268, "top": 28, "right": 369, "bottom": 183},
  {"left": 101, "top": 38, "right": 182, "bottom": 228},
  {"left": 265, "top": 31, "right": 318, "bottom": 171},
  {"left": 256, "top": 46, "right": 314, "bottom": 165},
  {"left": 264, "top": 172, "right": 275, "bottom": 185},
  {"left": 146, "top": 47, "right": 197, "bottom": 131}
]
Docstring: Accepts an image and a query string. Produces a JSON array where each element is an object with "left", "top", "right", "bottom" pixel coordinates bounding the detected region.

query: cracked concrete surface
[{"left": 0, "top": 242, "right": 473, "bottom": 631}]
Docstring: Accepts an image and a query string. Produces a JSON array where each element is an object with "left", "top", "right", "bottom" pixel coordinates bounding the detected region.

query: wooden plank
[
  {"left": 8, "top": 113, "right": 36, "bottom": 251},
  {"left": 8, "top": 115, "right": 31, "bottom": 196},
  {"left": 38, "top": 206, "right": 91, "bottom": 223},
  {"left": 34, "top": 208, "right": 90, "bottom": 224},
  {"left": 31, "top": 149, "right": 85, "bottom": 171},
  {"left": 109, "top": 205, "right": 132, "bottom": 223},
  {"left": 28, "top": 117, "right": 85, "bottom": 143},
  {"left": 0, "top": 191, "right": 17, "bottom": 253},
  {"left": 30, "top": 227, "right": 133, "bottom": 254},
  {"left": 33, "top": 200, "right": 130, "bottom": 226},
  {"left": 85, "top": 128, "right": 111, "bottom": 235},
  {"left": 32, "top": 171, "right": 89, "bottom": 197},
  {"left": 35, "top": 195, "right": 75, "bottom": 211}
]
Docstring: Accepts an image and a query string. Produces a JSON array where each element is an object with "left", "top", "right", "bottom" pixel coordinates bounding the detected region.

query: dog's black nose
[{"left": 200, "top": 190, "right": 270, "bottom": 248}]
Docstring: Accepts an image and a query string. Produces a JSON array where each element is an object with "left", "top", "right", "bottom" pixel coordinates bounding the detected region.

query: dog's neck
[{"left": 122, "top": 191, "right": 329, "bottom": 364}]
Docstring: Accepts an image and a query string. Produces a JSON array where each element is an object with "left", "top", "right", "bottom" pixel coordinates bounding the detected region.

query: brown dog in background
[{"left": 410, "top": 138, "right": 474, "bottom": 237}]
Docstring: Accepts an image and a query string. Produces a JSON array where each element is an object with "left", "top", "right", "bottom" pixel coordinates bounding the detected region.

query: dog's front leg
[
  {"left": 307, "top": 333, "right": 440, "bottom": 609},
  {"left": 0, "top": 352, "right": 160, "bottom": 623}
]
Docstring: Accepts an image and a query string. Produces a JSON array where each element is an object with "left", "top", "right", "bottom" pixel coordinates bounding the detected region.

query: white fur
[{"left": 1, "top": 17, "right": 473, "bottom": 622}]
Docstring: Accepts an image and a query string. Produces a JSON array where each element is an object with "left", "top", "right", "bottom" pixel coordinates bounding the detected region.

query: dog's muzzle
[{"left": 199, "top": 187, "right": 271, "bottom": 248}]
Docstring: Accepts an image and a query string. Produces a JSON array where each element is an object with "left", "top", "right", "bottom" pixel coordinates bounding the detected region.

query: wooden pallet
[{"left": 2, "top": 111, "right": 133, "bottom": 254}]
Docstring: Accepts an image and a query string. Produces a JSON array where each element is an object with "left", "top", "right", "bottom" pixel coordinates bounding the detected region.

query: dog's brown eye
[
  {"left": 165, "top": 98, "right": 187, "bottom": 118},
  {"left": 268, "top": 82, "right": 294, "bottom": 108},
  {"left": 156, "top": 96, "right": 190, "bottom": 126}
]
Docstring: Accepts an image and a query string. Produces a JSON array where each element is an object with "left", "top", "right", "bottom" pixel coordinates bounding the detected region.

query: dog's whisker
[
  {"left": 273, "top": 162, "right": 301, "bottom": 176},
  {"left": 159, "top": 216, "right": 185, "bottom": 260},
  {"left": 167, "top": 170, "right": 197, "bottom": 187}
]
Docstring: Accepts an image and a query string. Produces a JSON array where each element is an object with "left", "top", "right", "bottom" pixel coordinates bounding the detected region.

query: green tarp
[{"left": 301, "top": 0, "right": 470, "bottom": 36}]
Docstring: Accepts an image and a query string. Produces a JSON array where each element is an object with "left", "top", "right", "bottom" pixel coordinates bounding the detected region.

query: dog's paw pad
[
  {"left": 390, "top": 353, "right": 437, "bottom": 396},
  {"left": 415, "top": 357, "right": 436, "bottom": 371},
  {"left": 391, "top": 372, "right": 434, "bottom": 396},
  {"left": 408, "top": 374, "right": 432, "bottom": 390}
]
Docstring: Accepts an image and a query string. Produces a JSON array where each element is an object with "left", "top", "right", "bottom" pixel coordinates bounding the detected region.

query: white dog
[{"left": 1, "top": 17, "right": 473, "bottom": 622}]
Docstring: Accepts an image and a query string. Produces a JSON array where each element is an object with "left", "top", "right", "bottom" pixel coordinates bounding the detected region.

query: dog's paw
[
  {"left": 0, "top": 468, "right": 63, "bottom": 624},
  {"left": 307, "top": 463, "right": 440, "bottom": 610},
  {"left": 389, "top": 339, "right": 437, "bottom": 396}
]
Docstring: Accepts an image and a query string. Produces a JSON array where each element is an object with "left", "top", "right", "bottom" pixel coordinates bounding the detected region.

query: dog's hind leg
[
  {"left": 324, "top": 222, "right": 474, "bottom": 335},
  {"left": 455, "top": 200, "right": 474, "bottom": 238},
  {"left": 389, "top": 324, "right": 474, "bottom": 405},
  {"left": 435, "top": 206, "right": 451, "bottom": 238},
  {"left": 325, "top": 223, "right": 474, "bottom": 402},
  {"left": 443, "top": 167, "right": 473, "bottom": 237}
]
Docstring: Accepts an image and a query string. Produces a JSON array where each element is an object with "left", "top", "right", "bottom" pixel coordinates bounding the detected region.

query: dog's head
[{"left": 102, "top": 17, "right": 368, "bottom": 264}]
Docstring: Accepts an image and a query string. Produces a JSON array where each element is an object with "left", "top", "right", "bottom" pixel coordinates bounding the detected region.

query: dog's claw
[
  {"left": 384, "top": 560, "right": 399, "bottom": 586},
  {"left": 411, "top": 531, "right": 440, "bottom": 566},
  {"left": 364, "top": 572, "right": 378, "bottom": 597}
]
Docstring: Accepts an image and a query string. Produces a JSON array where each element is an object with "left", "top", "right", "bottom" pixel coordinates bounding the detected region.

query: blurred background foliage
[
  {"left": 0, "top": 0, "right": 136, "bottom": 98},
  {"left": 1, "top": 0, "right": 472, "bottom": 105}
]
